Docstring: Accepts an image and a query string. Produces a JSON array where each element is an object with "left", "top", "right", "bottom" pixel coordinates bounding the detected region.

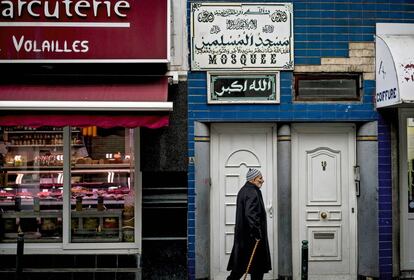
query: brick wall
[{"left": 296, "top": 42, "right": 375, "bottom": 80}]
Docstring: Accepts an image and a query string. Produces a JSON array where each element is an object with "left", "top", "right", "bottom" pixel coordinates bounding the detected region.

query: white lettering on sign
[
  {"left": 215, "top": 79, "right": 271, "bottom": 96},
  {"left": 376, "top": 87, "right": 397, "bottom": 103},
  {"left": 12, "top": 35, "right": 89, "bottom": 53},
  {"left": 0, "top": 0, "right": 131, "bottom": 19}
]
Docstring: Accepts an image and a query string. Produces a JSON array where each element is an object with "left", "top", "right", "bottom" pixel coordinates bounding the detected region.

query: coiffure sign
[
  {"left": 376, "top": 23, "right": 414, "bottom": 108},
  {"left": 0, "top": 0, "right": 169, "bottom": 62}
]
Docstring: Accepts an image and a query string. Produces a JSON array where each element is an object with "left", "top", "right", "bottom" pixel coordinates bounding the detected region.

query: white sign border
[
  {"left": 191, "top": 2, "right": 294, "bottom": 71},
  {"left": 207, "top": 71, "right": 280, "bottom": 104}
]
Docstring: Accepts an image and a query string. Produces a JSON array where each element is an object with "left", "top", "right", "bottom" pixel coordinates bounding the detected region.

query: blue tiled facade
[
  {"left": 187, "top": 1, "right": 414, "bottom": 279},
  {"left": 378, "top": 115, "right": 393, "bottom": 280}
]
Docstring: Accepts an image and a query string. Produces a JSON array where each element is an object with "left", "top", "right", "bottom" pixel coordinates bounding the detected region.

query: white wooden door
[
  {"left": 292, "top": 124, "right": 357, "bottom": 280},
  {"left": 211, "top": 124, "right": 277, "bottom": 280}
]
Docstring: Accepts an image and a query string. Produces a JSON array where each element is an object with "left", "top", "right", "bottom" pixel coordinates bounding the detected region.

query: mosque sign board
[
  {"left": 191, "top": 3, "right": 294, "bottom": 71},
  {"left": 207, "top": 72, "right": 280, "bottom": 104}
]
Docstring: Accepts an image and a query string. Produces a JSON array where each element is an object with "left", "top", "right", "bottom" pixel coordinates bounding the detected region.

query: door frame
[
  {"left": 210, "top": 123, "right": 278, "bottom": 279},
  {"left": 291, "top": 123, "right": 357, "bottom": 279},
  {"left": 399, "top": 109, "right": 414, "bottom": 269}
]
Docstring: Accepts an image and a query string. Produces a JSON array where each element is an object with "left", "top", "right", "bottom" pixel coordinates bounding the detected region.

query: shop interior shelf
[
  {"left": 73, "top": 163, "right": 131, "bottom": 169},
  {"left": 1, "top": 237, "right": 63, "bottom": 243},
  {"left": 4, "top": 130, "right": 80, "bottom": 134},
  {"left": 71, "top": 209, "right": 123, "bottom": 242},
  {"left": 3, "top": 182, "right": 129, "bottom": 188},
  {"left": 71, "top": 208, "right": 123, "bottom": 217},
  {"left": 2, "top": 166, "right": 64, "bottom": 170},
  {"left": 0, "top": 199, "right": 125, "bottom": 206},
  {"left": 2, "top": 164, "right": 131, "bottom": 171},
  {"left": 1, "top": 209, "right": 61, "bottom": 218},
  {"left": 6, "top": 145, "right": 83, "bottom": 148}
]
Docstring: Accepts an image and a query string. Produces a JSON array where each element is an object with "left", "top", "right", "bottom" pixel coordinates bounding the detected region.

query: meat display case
[{"left": 0, "top": 166, "right": 133, "bottom": 243}]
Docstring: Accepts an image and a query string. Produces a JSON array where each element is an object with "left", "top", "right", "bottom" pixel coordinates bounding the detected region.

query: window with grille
[{"left": 294, "top": 73, "right": 361, "bottom": 101}]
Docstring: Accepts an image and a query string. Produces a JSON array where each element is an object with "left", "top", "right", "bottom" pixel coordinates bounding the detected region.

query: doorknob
[{"left": 320, "top": 212, "right": 328, "bottom": 219}]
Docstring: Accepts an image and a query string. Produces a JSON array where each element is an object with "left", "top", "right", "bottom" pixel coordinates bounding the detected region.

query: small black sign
[{"left": 209, "top": 73, "right": 279, "bottom": 103}]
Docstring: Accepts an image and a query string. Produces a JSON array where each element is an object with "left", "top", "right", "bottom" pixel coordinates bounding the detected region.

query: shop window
[
  {"left": 407, "top": 118, "right": 414, "bottom": 213},
  {"left": 294, "top": 73, "right": 361, "bottom": 101},
  {"left": 0, "top": 126, "right": 138, "bottom": 247},
  {"left": 0, "top": 127, "right": 65, "bottom": 243}
]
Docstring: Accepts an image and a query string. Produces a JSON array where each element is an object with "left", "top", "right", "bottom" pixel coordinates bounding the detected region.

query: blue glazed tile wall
[
  {"left": 187, "top": 1, "right": 414, "bottom": 279},
  {"left": 378, "top": 115, "right": 393, "bottom": 280}
]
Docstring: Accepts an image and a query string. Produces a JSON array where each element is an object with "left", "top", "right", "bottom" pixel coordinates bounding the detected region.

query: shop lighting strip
[{"left": 0, "top": 101, "right": 173, "bottom": 111}]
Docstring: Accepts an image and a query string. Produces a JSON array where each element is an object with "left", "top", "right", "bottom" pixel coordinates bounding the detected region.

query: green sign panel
[{"left": 208, "top": 72, "right": 279, "bottom": 104}]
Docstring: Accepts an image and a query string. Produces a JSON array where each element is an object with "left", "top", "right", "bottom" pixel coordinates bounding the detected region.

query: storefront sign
[
  {"left": 376, "top": 36, "right": 400, "bottom": 108},
  {"left": 208, "top": 72, "right": 279, "bottom": 103},
  {"left": 0, "top": 0, "right": 169, "bottom": 62},
  {"left": 376, "top": 23, "right": 414, "bottom": 108},
  {"left": 191, "top": 3, "right": 293, "bottom": 71}
]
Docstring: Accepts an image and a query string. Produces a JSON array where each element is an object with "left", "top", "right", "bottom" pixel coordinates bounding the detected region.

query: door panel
[
  {"left": 308, "top": 225, "right": 341, "bottom": 261},
  {"left": 211, "top": 124, "right": 276, "bottom": 280},
  {"left": 307, "top": 148, "right": 341, "bottom": 205},
  {"left": 292, "top": 124, "right": 356, "bottom": 280}
]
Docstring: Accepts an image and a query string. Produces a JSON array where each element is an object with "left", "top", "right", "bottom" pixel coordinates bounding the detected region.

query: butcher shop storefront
[
  {"left": 0, "top": 80, "right": 172, "bottom": 247},
  {"left": 0, "top": 0, "right": 173, "bottom": 279},
  {"left": 376, "top": 23, "right": 414, "bottom": 277}
]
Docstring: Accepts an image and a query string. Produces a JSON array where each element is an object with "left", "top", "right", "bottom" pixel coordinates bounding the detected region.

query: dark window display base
[
  {"left": 0, "top": 254, "right": 141, "bottom": 280},
  {"left": 0, "top": 271, "right": 140, "bottom": 280}
]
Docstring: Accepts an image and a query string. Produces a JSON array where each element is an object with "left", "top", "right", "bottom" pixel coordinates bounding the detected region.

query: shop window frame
[
  {"left": 399, "top": 109, "right": 414, "bottom": 269},
  {"left": 0, "top": 126, "right": 142, "bottom": 254},
  {"left": 294, "top": 73, "right": 362, "bottom": 102}
]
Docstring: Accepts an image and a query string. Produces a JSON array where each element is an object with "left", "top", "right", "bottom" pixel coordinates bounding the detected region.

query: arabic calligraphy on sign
[
  {"left": 208, "top": 73, "right": 280, "bottom": 104},
  {"left": 214, "top": 79, "right": 272, "bottom": 97},
  {"left": 191, "top": 3, "right": 293, "bottom": 70}
]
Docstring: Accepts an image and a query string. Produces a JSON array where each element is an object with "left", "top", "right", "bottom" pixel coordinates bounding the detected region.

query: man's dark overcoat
[{"left": 227, "top": 181, "right": 271, "bottom": 274}]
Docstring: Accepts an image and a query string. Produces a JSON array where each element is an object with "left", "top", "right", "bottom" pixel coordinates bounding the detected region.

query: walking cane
[{"left": 243, "top": 239, "right": 260, "bottom": 280}]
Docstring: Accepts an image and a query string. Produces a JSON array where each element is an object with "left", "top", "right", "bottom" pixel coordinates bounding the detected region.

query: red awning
[
  {"left": 0, "top": 114, "right": 169, "bottom": 129},
  {"left": 0, "top": 77, "right": 172, "bottom": 128},
  {"left": 0, "top": 79, "right": 168, "bottom": 101}
]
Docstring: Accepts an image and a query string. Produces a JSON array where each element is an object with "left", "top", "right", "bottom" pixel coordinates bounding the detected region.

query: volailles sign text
[{"left": 0, "top": 0, "right": 169, "bottom": 62}]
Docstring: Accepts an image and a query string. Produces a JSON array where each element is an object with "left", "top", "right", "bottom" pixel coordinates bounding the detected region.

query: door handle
[{"left": 268, "top": 204, "right": 273, "bottom": 218}]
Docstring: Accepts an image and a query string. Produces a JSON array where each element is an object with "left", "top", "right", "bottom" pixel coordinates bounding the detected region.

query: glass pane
[
  {"left": 408, "top": 118, "right": 414, "bottom": 213},
  {"left": 70, "top": 127, "right": 135, "bottom": 243},
  {"left": 0, "top": 126, "right": 64, "bottom": 243},
  {"left": 297, "top": 78, "right": 358, "bottom": 99}
]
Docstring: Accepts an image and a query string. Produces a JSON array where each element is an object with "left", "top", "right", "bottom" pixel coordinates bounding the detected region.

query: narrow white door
[
  {"left": 211, "top": 124, "right": 277, "bottom": 280},
  {"left": 292, "top": 124, "right": 357, "bottom": 280}
]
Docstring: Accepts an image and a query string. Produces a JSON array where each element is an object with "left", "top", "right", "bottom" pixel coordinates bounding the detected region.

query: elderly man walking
[{"left": 226, "top": 168, "right": 271, "bottom": 280}]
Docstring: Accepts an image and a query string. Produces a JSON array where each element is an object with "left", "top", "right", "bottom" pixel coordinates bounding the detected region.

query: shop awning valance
[{"left": 0, "top": 77, "right": 172, "bottom": 128}]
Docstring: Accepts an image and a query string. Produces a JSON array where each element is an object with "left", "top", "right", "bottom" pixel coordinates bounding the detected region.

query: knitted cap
[{"left": 246, "top": 168, "right": 262, "bottom": 181}]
